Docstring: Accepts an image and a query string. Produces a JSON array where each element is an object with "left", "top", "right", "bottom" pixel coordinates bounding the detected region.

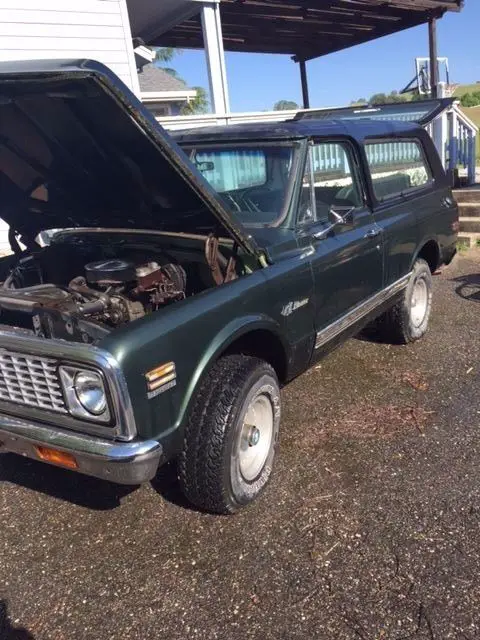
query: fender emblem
[{"left": 281, "top": 298, "right": 309, "bottom": 317}]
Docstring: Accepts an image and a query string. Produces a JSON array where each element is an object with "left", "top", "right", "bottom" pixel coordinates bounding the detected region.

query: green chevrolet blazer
[{"left": 0, "top": 61, "right": 458, "bottom": 513}]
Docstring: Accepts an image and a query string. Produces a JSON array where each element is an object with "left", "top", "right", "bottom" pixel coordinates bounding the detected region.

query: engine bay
[{"left": 0, "top": 232, "right": 240, "bottom": 344}]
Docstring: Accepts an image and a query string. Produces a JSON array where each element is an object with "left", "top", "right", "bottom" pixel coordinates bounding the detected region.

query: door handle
[{"left": 364, "top": 228, "right": 381, "bottom": 239}]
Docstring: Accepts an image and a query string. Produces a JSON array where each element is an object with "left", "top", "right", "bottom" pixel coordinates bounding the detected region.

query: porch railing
[{"left": 447, "top": 106, "right": 478, "bottom": 185}]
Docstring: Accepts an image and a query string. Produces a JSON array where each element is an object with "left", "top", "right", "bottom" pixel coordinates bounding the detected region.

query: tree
[
  {"left": 273, "top": 100, "right": 300, "bottom": 111},
  {"left": 154, "top": 47, "right": 176, "bottom": 63},
  {"left": 369, "top": 93, "right": 388, "bottom": 105},
  {"left": 152, "top": 47, "right": 209, "bottom": 114},
  {"left": 182, "top": 87, "right": 209, "bottom": 115},
  {"left": 461, "top": 92, "right": 480, "bottom": 108}
]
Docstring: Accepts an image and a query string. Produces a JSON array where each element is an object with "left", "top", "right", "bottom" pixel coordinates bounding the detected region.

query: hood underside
[{"left": 0, "top": 59, "right": 259, "bottom": 257}]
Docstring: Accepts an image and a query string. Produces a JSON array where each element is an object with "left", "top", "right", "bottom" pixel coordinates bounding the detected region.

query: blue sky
[{"left": 171, "top": 2, "right": 479, "bottom": 113}]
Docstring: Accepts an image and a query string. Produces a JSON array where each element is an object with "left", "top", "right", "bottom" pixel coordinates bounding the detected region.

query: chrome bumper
[{"left": 0, "top": 413, "right": 162, "bottom": 485}]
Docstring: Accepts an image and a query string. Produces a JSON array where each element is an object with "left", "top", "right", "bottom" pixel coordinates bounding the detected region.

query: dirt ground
[{"left": 1, "top": 249, "right": 480, "bottom": 640}]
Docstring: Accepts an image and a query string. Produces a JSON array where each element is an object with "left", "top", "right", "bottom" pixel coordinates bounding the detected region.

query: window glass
[
  {"left": 366, "top": 140, "right": 431, "bottom": 201},
  {"left": 193, "top": 149, "right": 267, "bottom": 193},
  {"left": 184, "top": 145, "right": 296, "bottom": 226},
  {"left": 298, "top": 142, "right": 362, "bottom": 225}
]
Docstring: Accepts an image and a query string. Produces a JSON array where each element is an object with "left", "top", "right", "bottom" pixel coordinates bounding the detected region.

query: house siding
[
  {"left": 0, "top": 0, "right": 139, "bottom": 93},
  {"left": 0, "top": 0, "right": 139, "bottom": 252}
]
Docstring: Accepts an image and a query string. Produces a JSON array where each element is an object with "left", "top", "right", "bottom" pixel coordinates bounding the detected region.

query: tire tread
[{"left": 179, "top": 354, "right": 274, "bottom": 514}]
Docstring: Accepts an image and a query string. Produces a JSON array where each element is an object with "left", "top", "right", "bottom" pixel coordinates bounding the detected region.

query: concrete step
[
  {"left": 458, "top": 203, "right": 480, "bottom": 217},
  {"left": 453, "top": 188, "right": 480, "bottom": 204},
  {"left": 458, "top": 232, "right": 480, "bottom": 248},
  {"left": 460, "top": 217, "right": 480, "bottom": 233}
]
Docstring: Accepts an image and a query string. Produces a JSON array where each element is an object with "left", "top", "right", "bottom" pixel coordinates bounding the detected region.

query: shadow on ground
[
  {"left": 452, "top": 272, "right": 480, "bottom": 302},
  {"left": 150, "top": 460, "right": 205, "bottom": 512},
  {"left": 0, "top": 600, "right": 35, "bottom": 640},
  {"left": 0, "top": 454, "right": 137, "bottom": 510}
]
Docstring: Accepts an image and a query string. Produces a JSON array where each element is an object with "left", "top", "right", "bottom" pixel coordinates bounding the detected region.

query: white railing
[{"left": 447, "top": 105, "right": 478, "bottom": 185}]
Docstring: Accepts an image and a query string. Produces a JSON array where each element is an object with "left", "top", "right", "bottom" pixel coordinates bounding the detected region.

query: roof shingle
[{"left": 138, "top": 64, "right": 188, "bottom": 92}]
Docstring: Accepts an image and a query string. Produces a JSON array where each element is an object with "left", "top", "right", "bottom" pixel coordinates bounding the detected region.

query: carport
[{"left": 126, "top": 0, "right": 464, "bottom": 115}]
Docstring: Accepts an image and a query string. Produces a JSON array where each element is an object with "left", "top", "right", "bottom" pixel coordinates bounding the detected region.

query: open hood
[
  {"left": 294, "top": 98, "right": 456, "bottom": 126},
  {"left": 0, "top": 59, "right": 260, "bottom": 257}
]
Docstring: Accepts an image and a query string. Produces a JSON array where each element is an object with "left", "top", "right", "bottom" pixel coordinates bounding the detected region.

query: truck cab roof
[{"left": 172, "top": 119, "right": 425, "bottom": 145}]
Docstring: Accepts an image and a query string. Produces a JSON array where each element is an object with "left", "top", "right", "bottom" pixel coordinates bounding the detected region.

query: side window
[
  {"left": 192, "top": 149, "right": 266, "bottom": 192},
  {"left": 365, "top": 139, "right": 432, "bottom": 201},
  {"left": 298, "top": 142, "right": 362, "bottom": 225}
]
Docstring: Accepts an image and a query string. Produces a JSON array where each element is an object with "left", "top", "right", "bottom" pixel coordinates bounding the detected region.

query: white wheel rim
[
  {"left": 238, "top": 393, "right": 274, "bottom": 482},
  {"left": 411, "top": 277, "right": 429, "bottom": 327}
]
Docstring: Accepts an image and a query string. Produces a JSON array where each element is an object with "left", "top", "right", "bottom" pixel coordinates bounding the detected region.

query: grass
[
  {"left": 453, "top": 83, "right": 480, "bottom": 98},
  {"left": 457, "top": 239, "right": 471, "bottom": 253}
]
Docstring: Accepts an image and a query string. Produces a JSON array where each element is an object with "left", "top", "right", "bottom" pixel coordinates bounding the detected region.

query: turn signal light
[
  {"left": 35, "top": 446, "right": 78, "bottom": 470},
  {"left": 145, "top": 362, "right": 176, "bottom": 392}
]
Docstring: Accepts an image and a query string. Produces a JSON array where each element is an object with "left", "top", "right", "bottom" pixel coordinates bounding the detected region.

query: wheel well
[
  {"left": 417, "top": 240, "right": 440, "bottom": 273},
  {"left": 223, "top": 330, "right": 288, "bottom": 383}
]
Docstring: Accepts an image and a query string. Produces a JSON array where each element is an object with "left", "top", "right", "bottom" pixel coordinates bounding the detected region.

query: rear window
[{"left": 365, "top": 139, "right": 432, "bottom": 201}]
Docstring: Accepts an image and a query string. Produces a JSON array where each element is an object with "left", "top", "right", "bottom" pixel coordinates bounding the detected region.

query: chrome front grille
[{"left": 0, "top": 350, "right": 66, "bottom": 413}]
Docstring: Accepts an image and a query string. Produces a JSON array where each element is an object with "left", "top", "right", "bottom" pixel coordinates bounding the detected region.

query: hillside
[{"left": 453, "top": 83, "right": 480, "bottom": 98}]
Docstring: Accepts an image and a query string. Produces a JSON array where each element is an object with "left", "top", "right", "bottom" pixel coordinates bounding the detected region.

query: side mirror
[
  {"left": 314, "top": 206, "right": 355, "bottom": 241},
  {"left": 328, "top": 206, "right": 354, "bottom": 226}
]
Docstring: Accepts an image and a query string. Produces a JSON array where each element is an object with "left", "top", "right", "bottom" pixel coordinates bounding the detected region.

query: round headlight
[{"left": 74, "top": 371, "right": 107, "bottom": 416}]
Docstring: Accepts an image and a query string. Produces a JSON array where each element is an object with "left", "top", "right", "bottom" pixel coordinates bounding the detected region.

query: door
[{"left": 296, "top": 140, "right": 383, "bottom": 344}]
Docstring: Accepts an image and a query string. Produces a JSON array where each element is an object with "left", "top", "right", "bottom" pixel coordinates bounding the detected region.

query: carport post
[
  {"left": 200, "top": 1, "right": 230, "bottom": 118},
  {"left": 428, "top": 18, "right": 439, "bottom": 99},
  {"left": 299, "top": 60, "right": 310, "bottom": 109}
]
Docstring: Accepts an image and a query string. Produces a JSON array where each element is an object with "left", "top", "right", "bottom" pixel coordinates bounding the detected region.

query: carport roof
[{"left": 129, "top": 0, "right": 463, "bottom": 62}]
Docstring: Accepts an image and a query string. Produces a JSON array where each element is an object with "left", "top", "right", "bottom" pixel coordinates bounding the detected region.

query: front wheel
[
  {"left": 178, "top": 355, "right": 281, "bottom": 514},
  {"left": 377, "top": 258, "right": 433, "bottom": 344}
]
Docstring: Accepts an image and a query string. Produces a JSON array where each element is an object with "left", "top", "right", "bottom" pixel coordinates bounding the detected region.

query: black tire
[
  {"left": 377, "top": 258, "right": 433, "bottom": 344},
  {"left": 178, "top": 354, "right": 281, "bottom": 514}
]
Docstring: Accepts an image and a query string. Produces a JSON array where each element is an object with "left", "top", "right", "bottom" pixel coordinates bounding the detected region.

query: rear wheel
[
  {"left": 178, "top": 354, "right": 281, "bottom": 514},
  {"left": 377, "top": 258, "right": 433, "bottom": 344}
]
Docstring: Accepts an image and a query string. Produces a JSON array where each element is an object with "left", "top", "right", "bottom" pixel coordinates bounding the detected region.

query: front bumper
[{"left": 0, "top": 413, "right": 162, "bottom": 485}]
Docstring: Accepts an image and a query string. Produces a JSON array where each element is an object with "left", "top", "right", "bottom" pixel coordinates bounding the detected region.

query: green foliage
[
  {"left": 273, "top": 100, "right": 300, "bottom": 111},
  {"left": 152, "top": 48, "right": 209, "bottom": 115},
  {"left": 182, "top": 87, "right": 210, "bottom": 115},
  {"left": 351, "top": 90, "right": 427, "bottom": 107},
  {"left": 370, "top": 91, "right": 409, "bottom": 105},
  {"left": 154, "top": 48, "right": 176, "bottom": 64},
  {"left": 460, "top": 91, "right": 480, "bottom": 108}
]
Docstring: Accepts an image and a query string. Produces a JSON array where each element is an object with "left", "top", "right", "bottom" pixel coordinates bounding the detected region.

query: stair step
[
  {"left": 458, "top": 204, "right": 480, "bottom": 217},
  {"left": 460, "top": 218, "right": 480, "bottom": 233},
  {"left": 453, "top": 188, "right": 480, "bottom": 204}
]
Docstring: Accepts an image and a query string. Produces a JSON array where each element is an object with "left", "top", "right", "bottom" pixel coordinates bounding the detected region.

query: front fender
[{"left": 177, "top": 314, "right": 288, "bottom": 431}]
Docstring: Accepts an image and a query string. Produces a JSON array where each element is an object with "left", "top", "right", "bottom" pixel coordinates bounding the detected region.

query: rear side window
[{"left": 365, "top": 139, "right": 432, "bottom": 201}]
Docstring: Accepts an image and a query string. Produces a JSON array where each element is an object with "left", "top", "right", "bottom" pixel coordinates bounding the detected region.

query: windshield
[{"left": 183, "top": 144, "right": 298, "bottom": 226}]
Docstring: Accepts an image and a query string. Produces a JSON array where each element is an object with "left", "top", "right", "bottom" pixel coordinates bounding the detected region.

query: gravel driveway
[{"left": 1, "top": 250, "right": 480, "bottom": 640}]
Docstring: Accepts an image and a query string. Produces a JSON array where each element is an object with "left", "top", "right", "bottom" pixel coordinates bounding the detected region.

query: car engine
[{"left": 0, "top": 254, "right": 187, "bottom": 344}]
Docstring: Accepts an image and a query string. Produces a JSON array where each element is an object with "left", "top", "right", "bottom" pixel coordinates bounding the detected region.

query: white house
[
  {"left": 138, "top": 64, "right": 197, "bottom": 117},
  {"left": 0, "top": 0, "right": 139, "bottom": 93}
]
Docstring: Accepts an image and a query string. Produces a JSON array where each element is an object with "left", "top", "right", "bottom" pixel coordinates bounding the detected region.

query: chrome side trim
[
  {"left": 315, "top": 273, "right": 411, "bottom": 350},
  {"left": 0, "top": 330, "right": 136, "bottom": 441}
]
